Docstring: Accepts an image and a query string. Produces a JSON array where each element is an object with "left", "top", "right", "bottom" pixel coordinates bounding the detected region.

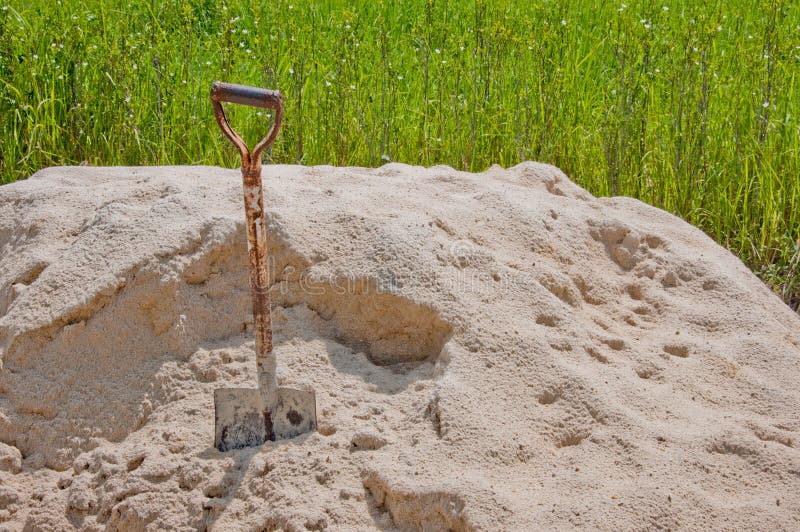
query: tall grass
[{"left": 1, "top": 0, "right": 798, "bottom": 308}]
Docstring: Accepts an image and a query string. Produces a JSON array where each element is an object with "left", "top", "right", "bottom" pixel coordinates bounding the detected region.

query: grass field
[{"left": 1, "top": 0, "right": 799, "bottom": 308}]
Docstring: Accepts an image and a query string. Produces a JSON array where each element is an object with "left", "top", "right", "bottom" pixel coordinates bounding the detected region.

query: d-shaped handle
[
  {"left": 211, "top": 81, "right": 283, "bottom": 110},
  {"left": 211, "top": 81, "right": 283, "bottom": 172}
]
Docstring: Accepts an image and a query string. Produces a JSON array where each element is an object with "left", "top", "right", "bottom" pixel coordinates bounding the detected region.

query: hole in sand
[
  {"left": 600, "top": 338, "right": 625, "bottom": 351},
  {"left": 644, "top": 235, "right": 663, "bottom": 249},
  {"left": 663, "top": 344, "right": 689, "bottom": 358},
  {"left": 549, "top": 341, "right": 573, "bottom": 352},
  {"left": 126, "top": 455, "right": 145, "bottom": 472},
  {"left": 555, "top": 430, "right": 589, "bottom": 448},
  {"left": 545, "top": 179, "right": 566, "bottom": 197},
  {"left": 573, "top": 276, "right": 605, "bottom": 305},
  {"left": 537, "top": 388, "right": 562, "bottom": 405},
  {"left": 424, "top": 395, "right": 444, "bottom": 438},
  {"left": 708, "top": 440, "right": 755, "bottom": 458},
  {"left": 283, "top": 278, "right": 453, "bottom": 367},
  {"left": 625, "top": 284, "right": 645, "bottom": 301},
  {"left": 635, "top": 365, "right": 659, "bottom": 380},
  {"left": 536, "top": 314, "right": 560, "bottom": 327},
  {"left": 318, "top": 424, "right": 337, "bottom": 436},
  {"left": 538, "top": 273, "right": 580, "bottom": 307},
  {"left": 585, "top": 346, "right": 608, "bottom": 363},
  {"left": 753, "top": 429, "right": 793, "bottom": 448}
]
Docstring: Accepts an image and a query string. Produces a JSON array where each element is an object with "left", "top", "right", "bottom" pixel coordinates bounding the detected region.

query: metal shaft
[{"left": 242, "top": 165, "right": 278, "bottom": 410}]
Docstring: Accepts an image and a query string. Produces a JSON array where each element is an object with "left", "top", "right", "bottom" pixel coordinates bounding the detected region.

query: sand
[{"left": 0, "top": 163, "right": 799, "bottom": 530}]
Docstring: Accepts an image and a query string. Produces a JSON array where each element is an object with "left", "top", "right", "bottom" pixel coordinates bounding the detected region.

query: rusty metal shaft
[
  {"left": 211, "top": 81, "right": 284, "bottom": 410},
  {"left": 241, "top": 166, "right": 277, "bottom": 409}
]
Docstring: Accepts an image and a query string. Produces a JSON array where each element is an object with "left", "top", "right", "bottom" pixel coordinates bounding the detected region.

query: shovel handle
[
  {"left": 211, "top": 81, "right": 283, "bottom": 171},
  {"left": 211, "top": 81, "right": 283, "bottom": 110}
]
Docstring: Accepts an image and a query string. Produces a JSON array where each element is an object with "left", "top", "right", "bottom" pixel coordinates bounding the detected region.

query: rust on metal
[{"left": 211, "top": 81, "right": 316, "bottom": 451}]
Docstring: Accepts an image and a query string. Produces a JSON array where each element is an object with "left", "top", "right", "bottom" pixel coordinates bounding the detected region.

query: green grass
[{"left": 1, "top": 0, "right": 799, "bottom": 308}]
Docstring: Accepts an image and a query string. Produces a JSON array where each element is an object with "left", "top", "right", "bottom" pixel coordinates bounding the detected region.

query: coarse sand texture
[{"left": 1, "top": 163, "right": 799, "bottom": 529}]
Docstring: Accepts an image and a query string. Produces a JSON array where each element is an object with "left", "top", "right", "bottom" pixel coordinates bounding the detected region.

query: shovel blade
[
  {"left": 273, "top": 387, "right": 317, "bottom": 440},
  {"left": 214, "top": 387, "right": 317, "bottom": 451},
  {"left": 214, "top": 388, "right": 266, "bottom": 452}
]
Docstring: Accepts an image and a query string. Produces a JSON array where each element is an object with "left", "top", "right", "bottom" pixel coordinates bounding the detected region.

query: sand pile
[{"left": 0, "top": 163, "right": 799, "bottom": 530}]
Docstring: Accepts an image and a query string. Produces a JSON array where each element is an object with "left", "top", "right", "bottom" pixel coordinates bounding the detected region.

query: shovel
[{"left": 210, "top": 81, "right": 317, "bottom": 452}]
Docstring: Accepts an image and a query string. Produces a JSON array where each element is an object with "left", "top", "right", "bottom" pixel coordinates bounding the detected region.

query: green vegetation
[{"left": 1, "top": 1, "right": 798, "bottom": 308}]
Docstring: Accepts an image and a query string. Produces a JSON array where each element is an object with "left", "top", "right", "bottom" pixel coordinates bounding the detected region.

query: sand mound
[{"left": 1, "top": 163, "right": 799, "bottom": 529}]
